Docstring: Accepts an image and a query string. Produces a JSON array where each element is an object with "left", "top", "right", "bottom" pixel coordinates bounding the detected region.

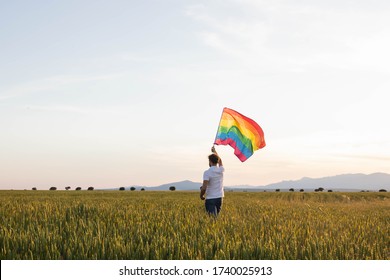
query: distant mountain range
[
  {"left": 121, "top": 173, "right": 390, "bottom": 192},
  {"left": 261, "top": 172, "right": 390, "bottom": 192}
]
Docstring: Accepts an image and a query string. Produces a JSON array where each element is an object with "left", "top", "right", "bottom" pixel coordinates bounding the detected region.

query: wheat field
[{"left": 0, "top": 191, "right": 389, "bottom": 260}]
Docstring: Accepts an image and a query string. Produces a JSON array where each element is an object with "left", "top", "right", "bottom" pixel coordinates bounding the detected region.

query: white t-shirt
[{"left": 203, "top": 166, "right": 225, "bottom": 199}]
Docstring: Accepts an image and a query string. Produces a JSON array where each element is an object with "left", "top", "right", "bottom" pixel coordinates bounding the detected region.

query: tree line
[{"left": 28, "top": 186, "right": 387, "bottom": 192}]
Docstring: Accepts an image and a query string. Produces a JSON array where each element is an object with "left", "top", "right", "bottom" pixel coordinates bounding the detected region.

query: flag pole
[{"left": 213, "top": 107, "right": 225, "bottom": 147}]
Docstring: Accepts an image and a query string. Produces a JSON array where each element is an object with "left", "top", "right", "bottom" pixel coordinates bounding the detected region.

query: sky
[{"left": 1, "top": 0, "right": 390, "bottom": 190}]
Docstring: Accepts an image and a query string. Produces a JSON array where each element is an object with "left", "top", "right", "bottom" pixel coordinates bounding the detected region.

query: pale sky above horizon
[{"left": 1, "top": 0, "right": 390, "bottom": 189}]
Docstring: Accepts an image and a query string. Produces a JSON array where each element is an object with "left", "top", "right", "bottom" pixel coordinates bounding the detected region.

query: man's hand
[
  {"left": 211, "top": 146, "right": 223, "bottom": 166},
  {"left": 200, "top": 187, "right": 206, "bottom": 200},
  {"left": 200, "top": 186, "right": 206, "bottom": 200}
]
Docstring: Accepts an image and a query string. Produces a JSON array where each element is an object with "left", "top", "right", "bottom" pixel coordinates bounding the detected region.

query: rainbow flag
[{"left": 214, "top": 107, "right": 265, "bottom": 162}]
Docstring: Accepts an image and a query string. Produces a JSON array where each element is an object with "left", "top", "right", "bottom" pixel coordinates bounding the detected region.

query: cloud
[
  {"left": 0, "top": 73, "right": 124, "bottom": 101},
  {"left": 185, "top": 1, "right": 390, "bottom": 73},
  {"left": 118, "top": 52, "right": 168, "bottom": 63},
  {"left": 333, "top": 154, "right": 390, "bottom": 161},
  {"left": 24, "top": 104, "right": 124, "bottom": 116},
  {"left": 25, "top": 105, "right": 89, "bottom": 114}
]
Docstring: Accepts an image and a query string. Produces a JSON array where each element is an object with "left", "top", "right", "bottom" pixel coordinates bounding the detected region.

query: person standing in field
[{"left": 200, "top": 146, "right": 225, "bottom": 216}]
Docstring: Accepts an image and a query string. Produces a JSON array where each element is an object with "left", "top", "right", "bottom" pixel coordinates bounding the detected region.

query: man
[{"left": 200, "top": 146, "right": 225, "bottom": 216}]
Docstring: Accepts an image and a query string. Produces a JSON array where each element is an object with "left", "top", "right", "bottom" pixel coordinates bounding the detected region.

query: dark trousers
[{"left": 205, "top": 197, "right": 222, "bottom": 216}]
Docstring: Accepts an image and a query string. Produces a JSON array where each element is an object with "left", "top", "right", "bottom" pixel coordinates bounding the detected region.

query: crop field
[{"left": 0, "top": 191, "right": 389, "bottom": 260}]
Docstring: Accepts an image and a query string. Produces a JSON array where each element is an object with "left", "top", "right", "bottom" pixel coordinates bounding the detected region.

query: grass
[{"left": 0, "top": 191, "right": 389, "bottom": 260}]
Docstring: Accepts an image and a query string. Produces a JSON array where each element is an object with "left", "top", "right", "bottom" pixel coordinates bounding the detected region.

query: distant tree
[
  {"left": 289, "top": 188, "right": 294, "bottom": 192},
  {"left": 32, "top": 187, "right": 37, "bottom": 191},
  {"left": 318, "top": 187, "right": 324, "bottom": 192},
  {"left": 87, "top": 187, "right": 94, "bottom": 191},
  {"left": 328, "top": 190, "right": 333, "bottom": 192},
  {"left": 379, "top": 189, "right": 387, "bottom": 192},
  {"left": 119, "top": 187, "right": 125, "bottom": 191},
  {"left": 130, "top": 187, "right": 136, "bottom": 191},
  {"left": 169, "top": 186, "right": 176, "bottom": 191},
  {"left": 65, "top": 186, "right": 71, "bottom": 191},
  {"left": 275, "top": 189, "right": 280, "bottom": 192},
  {"left": 299, "top": 189, "right": 304, "bottom": 192},
  {"left": 141, "top": 188, "right": 145, "bottom": 191},
  {"left": 75, "top": 187, "right": 82, "bottom": 191},
  {"left": 49, "top": 187, "right": 57, "bottom": 191},
  {"left": 314, "top": 189, "right": 319, "bottom": 192}
]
